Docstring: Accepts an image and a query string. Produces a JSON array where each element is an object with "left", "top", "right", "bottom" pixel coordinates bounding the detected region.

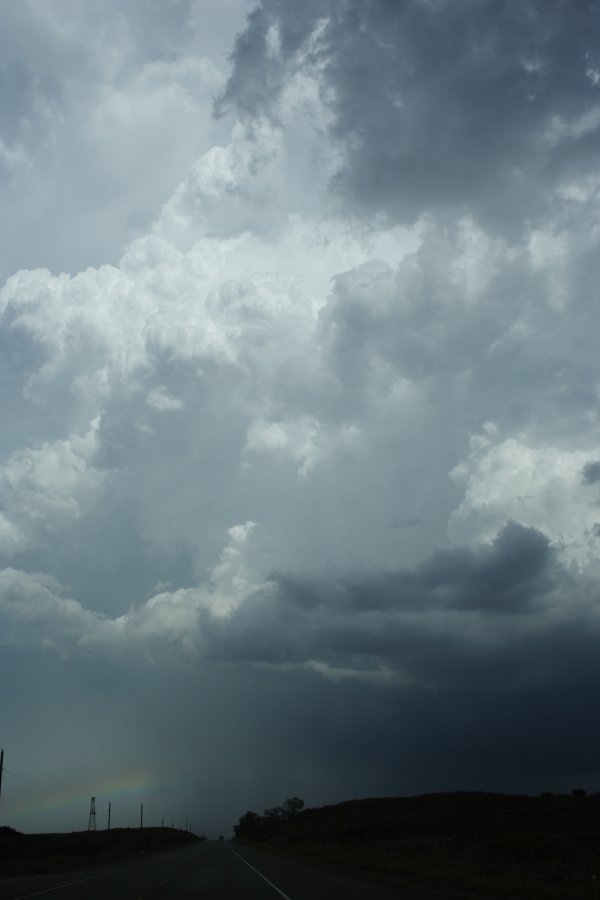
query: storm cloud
[
  {"left": 220, "top": 0, "right": 600, "bottom": 232},
  {"left": 2, "top": 0, "right": 600, "bottom": 837}
]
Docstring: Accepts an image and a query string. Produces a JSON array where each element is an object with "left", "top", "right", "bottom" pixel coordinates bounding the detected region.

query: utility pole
[
  {"left": 88, "top": 797, "right": 97, "bottom": 831},
  {"left": 140, "top": 802, "right": 143, "bottom": 830},
  {"left": 107, "top": 802, "right": 111, "bottom": 831},
  {"left": 0, "top": 749, "right": 4, "bottom": 823}
]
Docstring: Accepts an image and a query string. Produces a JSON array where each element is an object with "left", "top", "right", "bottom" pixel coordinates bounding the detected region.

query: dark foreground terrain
[
  {"left": 0, "top": 840, "right": 420, "bottom": 900},
  {"left": 0, "top": 825, "right": 201, "bottom": 877},
  {"left": 236, "top": 792, "right": 600, "bottom": 899}
]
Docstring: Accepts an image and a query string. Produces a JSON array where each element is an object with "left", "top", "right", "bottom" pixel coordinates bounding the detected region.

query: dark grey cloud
[
  {"left": 267, "top": 522, "right": 553, "bottom": 617},
  {"left": 198, "top": 523, "right": 596, "bottom": 693},
  {"left": 582, "top": 460, "right": 600, "bottom": 483},
  {"left": 215, "top": 1, "right": 322, "bottom": 119},
  {"left": 221, "top": 0, "right": 600, "bottom": 231}
]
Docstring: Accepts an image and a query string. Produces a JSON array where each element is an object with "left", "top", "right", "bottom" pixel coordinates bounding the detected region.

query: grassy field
[
  {"left": 0, "top": 825, "right": 202, "bottom": 876},
  {"left": 237, "top": 792, "right": 600, "bottom": 900}
]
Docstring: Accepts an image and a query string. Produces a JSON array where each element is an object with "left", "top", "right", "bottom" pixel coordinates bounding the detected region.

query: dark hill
[
  {"left": 0, "top": 825, "right": 202, "bottom": 877},
  {"left": 234, "top": 792, "right": 600, "bottom": 899}
]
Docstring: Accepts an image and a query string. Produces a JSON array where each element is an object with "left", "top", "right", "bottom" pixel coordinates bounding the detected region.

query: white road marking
[
  {"left": 10, "top": 858, "right": 155, "bottom": 900},
  {"left": 228, "top": 843, "right": 293, "bottom": 900}
]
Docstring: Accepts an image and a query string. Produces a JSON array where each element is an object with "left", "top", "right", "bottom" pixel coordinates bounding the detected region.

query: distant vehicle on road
[{"left": 218, "top": 834, "right": 224, "bottom": 840}]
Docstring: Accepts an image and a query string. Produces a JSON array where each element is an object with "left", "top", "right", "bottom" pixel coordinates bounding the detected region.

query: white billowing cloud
[
  {"left": 0, "top": 567, "right": 101, "bottom": 655},
  {"left": 0, "top": 418, "right": 103, "bottom": 556},
  {"left": 0, "top": 512, "right": 26, "bottom": 557},
  {"left": 204, "top": 521, "right": 262, "bottom": 616},
  {"left": 244, "top": 420, "right": 290, "bottom": 453},
  {"left": 0, "top": 0, "right": 254, "bottom": 280},
  {"left": 155, "top": 118, "right": 283, "bottom": 246},
  {"left": 155, "top": 32, "right": 343, "bottom": 251},
  {"left": 146, "top": 386, "right": 183, "bottom": 412},
  {"left": 0, "top": 91, "right": 429, "bottom": 585},
  {"left": 0, "top": 519, "right": 265, "bottom": 659},
  {"left": 244, "top": 417, "right": 361, "bottom": 479},
  {"left": 0, "top": 137, "right": 32, "bottom": 177},
  {"left": 450, "top": 427, "right": 600, "bottom": 568},
  {"left": 3, "top": 185, "right": 600, "bottom": 594}
]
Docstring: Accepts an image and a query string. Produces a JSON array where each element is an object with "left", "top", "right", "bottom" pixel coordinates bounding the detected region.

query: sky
[{"left": 2, "top": 0, "right": 600, "bottom": 838}]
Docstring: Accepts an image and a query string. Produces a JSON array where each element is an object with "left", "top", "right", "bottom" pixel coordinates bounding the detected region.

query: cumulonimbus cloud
[{"left": 4, "top": 1, "right": 600, "bottom": 832}]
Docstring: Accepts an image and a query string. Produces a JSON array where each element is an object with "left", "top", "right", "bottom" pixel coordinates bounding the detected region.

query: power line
[
  {"left": 3, "top": 767, "right": 91, "bottom": 809},
  {"left": 4, "top": 748, "right": 92, "bottom": 800},
  {"left": 1, "top": 748, "right": 154, "bottom": 830}
]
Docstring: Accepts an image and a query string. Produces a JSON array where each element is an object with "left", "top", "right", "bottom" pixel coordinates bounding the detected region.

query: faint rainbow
[{"left": 8, "top": 769, "right": 159, "bottom": 826}]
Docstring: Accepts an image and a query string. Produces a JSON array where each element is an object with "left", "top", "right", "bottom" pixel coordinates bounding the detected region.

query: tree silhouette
[
  {"left": 234, "top": 798, "right": 305, "bottom": 839},
  {"left": 233, "top": 810, "right": 262, "bottom": 839},
  {"left": 282, "top": 797, "right": 304, "bottom": 819}
]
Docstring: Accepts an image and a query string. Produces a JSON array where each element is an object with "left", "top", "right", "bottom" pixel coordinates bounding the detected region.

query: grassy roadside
[
  {"left": 0, "top": 826, "right": 202, "bottom": 876},
  {"left": 235, "top": 793, "right": 600, "bottom": 900}
]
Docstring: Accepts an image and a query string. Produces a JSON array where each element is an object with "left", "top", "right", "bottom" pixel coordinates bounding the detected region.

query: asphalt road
[{"left": 0, "top": 840, "right": 424, "bottom": 899}]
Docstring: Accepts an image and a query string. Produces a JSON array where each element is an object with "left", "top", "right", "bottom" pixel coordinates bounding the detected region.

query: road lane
[
  {"left": 230, "top": 843, "right": 424, "bottom": 900},
  {"left": 0, "top": 840, "right": 425, "bottom": 899},
  {"left": 0, "top": 844, "right": 209, "bottom": 900},
  {"left": 228, "top": 845, "right": 292, "bottom": 899}
]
